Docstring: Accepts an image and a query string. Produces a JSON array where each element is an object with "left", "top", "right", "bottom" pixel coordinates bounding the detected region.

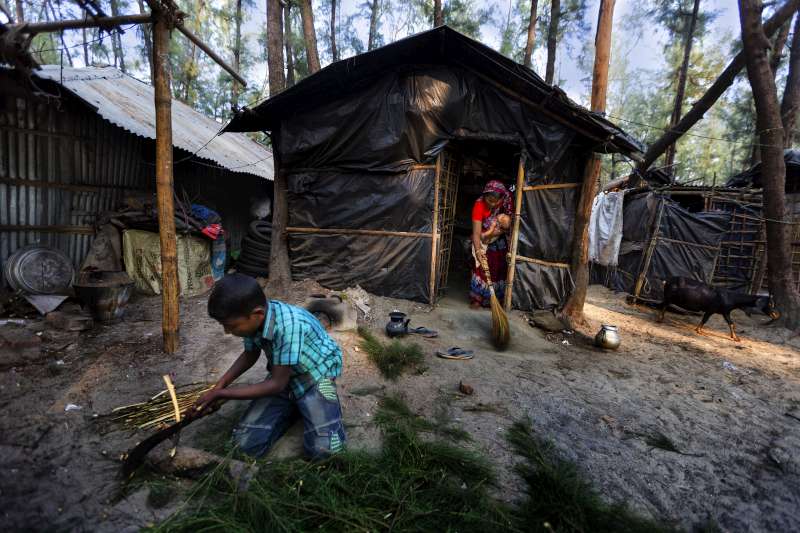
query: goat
[{"left": 658, "top": 277, "right": 779, "bottom": 341}]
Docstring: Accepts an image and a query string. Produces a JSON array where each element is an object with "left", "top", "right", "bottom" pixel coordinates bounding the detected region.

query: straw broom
[
  {"left": 479, "top": 254, "right": 510, "bottom": 350},
  {"left": 100, "top": 383, "right": 214, "bottom": 432}
]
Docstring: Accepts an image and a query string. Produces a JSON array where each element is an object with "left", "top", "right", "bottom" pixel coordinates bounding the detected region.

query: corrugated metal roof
[{"left": 34, "top": 65, "right": 273, "bottom": 180}]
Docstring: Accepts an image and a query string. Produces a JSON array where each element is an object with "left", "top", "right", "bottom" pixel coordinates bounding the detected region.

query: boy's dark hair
[{"left": 208, "top": 274, "right": 265, "bottom": 321}]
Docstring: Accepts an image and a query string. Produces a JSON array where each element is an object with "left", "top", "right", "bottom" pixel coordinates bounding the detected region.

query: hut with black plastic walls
[{"left": 225, "top": 26, "right": 643, "bottom": 310}]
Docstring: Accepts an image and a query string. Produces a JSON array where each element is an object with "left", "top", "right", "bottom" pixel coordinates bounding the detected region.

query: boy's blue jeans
[{"left": 232, "top": 377, "right": 346, "bottom": 459}]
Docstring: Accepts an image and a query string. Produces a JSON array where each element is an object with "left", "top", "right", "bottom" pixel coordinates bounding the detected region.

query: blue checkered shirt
[{"left": 243, "top": 300, "right": 342, "bottom": 398}]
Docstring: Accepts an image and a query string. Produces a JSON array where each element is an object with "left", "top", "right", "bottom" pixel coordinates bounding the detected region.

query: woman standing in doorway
[{"left": 470, "top": 180, "right": 513, "bottom": 309}]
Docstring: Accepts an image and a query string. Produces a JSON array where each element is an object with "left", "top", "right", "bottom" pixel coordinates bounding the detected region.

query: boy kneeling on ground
[{"left": 194, "top": 273, "right": 346, "bottom": 459}]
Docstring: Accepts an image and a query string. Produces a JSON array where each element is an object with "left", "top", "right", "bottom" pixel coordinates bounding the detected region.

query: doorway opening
[{"left": 432, "top": 140, "right": 521, "bottom": 305}]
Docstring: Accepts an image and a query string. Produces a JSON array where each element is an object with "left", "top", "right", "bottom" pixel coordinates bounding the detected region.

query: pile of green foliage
[
  {"left": 149, "top": 397, "right": 674, "bottom": 533},
  {"left": 357, "top": 327, "right": 424, "bottom": 380}
]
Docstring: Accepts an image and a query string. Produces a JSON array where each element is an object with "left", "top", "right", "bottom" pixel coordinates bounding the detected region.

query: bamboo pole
[
  {"left": 514, "top": 255, "right": 570, "bottom": 269},
  {"left": 522, "top": 183, "right": 580, "bottom": 191},
  {"left": 504, "top": 155, "right": 526, "bottom": 310},
  {"left": 633, "top": 199, "right": 665, "bottom": 303},
  {"left": 429, "top": 154, "right": 442, "bottom": 305},
  {"left": 152, "top": 12, "right": 179, "bottom": 354},
  {"left": 286, "top": 227, "right": 432, "bottom": 238},
  {"left": 656, "top": 236, "right": 721, "bottom": 251}
]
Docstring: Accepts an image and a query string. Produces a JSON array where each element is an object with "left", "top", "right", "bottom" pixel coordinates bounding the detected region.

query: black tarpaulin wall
[
  {"left": 277, "top": 65, "right": 591, "bottom": 308},
  {"left": 604, "top": 193, "right": 730, "bottom": 301},
  {"left": 511, "top": 151, "right": 586, "bottom": 310},
  {"left": 276, "top": 66, "right": 576, "bottom": 173},
  {"left": 288, "top": 168, "right": 434, "bottom": 301}
]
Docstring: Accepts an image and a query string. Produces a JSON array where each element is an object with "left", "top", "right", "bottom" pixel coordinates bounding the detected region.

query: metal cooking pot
[{"left": 595, "top": 324, "right": 621, "bottom": 350}]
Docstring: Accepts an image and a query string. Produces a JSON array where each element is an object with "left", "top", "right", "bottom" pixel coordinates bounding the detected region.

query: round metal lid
[{"left": 5, "top": 245, "right": 75, "bottom": 294}]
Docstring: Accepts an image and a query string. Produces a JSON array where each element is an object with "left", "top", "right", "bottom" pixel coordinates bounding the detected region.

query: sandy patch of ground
[{"left": 1, "top": 283, "right": 798, "bottom": 532}]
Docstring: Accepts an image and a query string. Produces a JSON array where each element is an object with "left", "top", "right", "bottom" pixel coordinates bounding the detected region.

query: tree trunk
[
  {"left": 299, "top": 0, "right": 321, "bottom": 73},
  {"left": 284, "top": 1, "right": 295, "bottom": 87},
  {"left": 367, "top": 0, "right": 379, "bottom": 50},
  {"left": 434, "top": 0, "right": 443, "bottom": 27},
  {"left": 266, "top": 0, "right": 291, "bottom": 290},
  {"left": 138, "top": 0, "right": 155, "bottom": 83},
  {"left": 181, "top": 0, "right": 205, "bottom": 104},
  {"left": 46, "top": 0, "right": 74, "bottom": 66},
  {"left": 523, "top": 0, "right": 539, "bottom": 68},
  {"left": 664, "top": 0, "right": 701, "bottom": 174},
  {"left": 82, "top": 27, "right": 89, "bottom": 65},
  {"left": 739, "top": 0, "right": 800, "bottom": 328},
  {"left": 637, "top": 0, "right": 800, "bottom": 175},
  {"left": 109, "top": 0, "right": 127, "bottom": 73},
  {"left": 14, "top": 0, "right": 22, "bottom": 22},
  {"left": 267, "top": 0, "right": 285, "bottom": 94},
  {"left": 232, "top": 0, "right": 243, "bottom": 111},
  {"left": 752, "top": 18, "right": 791, "bottom": 164},
  {"left": 38, "top": 0, "right": 58, "bottom": 62},
  {"left": 330, "top": 0, "right": 338, "bottom": 61},
  {"left": 0, "top": 1, "right": 14, "bottom": 22},
  {"left": 561, "top": 0, "right": 616, "bottom": 325},
  {"left": 770, "top": 19, "right": 791, "bottom": 76},
  {"left": 545, "top": 0, "right": 560, "bottom": 84},
  {"left": 781, "top": 13, "right": 800, "bottom": 146}
]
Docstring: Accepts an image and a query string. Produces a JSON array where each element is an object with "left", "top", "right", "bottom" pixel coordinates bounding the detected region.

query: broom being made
[{"left": 479, "top": 254, "right": 510, "bottom": 350}]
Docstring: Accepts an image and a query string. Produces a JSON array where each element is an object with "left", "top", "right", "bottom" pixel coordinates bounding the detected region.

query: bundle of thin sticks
[{"left": 100, "top": 383, "right": 213, "bottom": 432}]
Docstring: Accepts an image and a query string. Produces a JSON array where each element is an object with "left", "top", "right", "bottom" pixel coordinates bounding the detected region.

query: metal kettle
[
  {"left": 595, "top": 324, "right": 621, "bottom": 350},
  {"left": 386, "top": 311, "right": 410, "bottom": 338}
]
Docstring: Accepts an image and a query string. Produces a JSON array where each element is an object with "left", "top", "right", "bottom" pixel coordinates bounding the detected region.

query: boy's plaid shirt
[{"left": 243, "top": 300, "right": 342, "bottom": 398}]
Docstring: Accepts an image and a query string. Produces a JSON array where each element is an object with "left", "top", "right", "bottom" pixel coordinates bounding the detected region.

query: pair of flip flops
[
  {"left": 408, "top": 326, "right": 438, "bottom": 338},
  {"left": 436, "top": 347, "right": 474, "bottom": 360}
]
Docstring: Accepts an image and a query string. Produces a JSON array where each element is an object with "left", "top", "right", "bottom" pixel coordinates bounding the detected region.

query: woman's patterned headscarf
[{"left": 482, "top": 180, "right": 513, "bottom": 215}]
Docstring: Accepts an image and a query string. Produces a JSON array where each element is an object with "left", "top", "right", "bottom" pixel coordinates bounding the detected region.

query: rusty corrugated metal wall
[
  {"left": 0, "top": 79, "right": 151, "bottom": 285},
  {"left": 1, "top": 74, "right": 273, "bottom": 287}
]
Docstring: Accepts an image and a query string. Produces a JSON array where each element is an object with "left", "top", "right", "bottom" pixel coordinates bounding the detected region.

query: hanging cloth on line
[{"left": 589, "top": 191, "right": 625, "bottom": 267}]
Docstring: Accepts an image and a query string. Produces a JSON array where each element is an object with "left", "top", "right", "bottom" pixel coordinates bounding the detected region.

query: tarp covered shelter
[
  {"left": 225, "top": 26, "right": 643, "bottom": 308},
  {"left": 0, "top": 66, "right": 273, "bottom": 284},
  {"left": 595, "top": 191, "right": 732, "bottom": 302}
]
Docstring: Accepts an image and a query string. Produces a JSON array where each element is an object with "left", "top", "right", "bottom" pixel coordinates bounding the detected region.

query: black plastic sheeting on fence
[
  {"left": 287, "top": 168, "right": 434, "bottom": 301},
  {"left": 598, "top": 193, "right": 730, "bottom": 302}
]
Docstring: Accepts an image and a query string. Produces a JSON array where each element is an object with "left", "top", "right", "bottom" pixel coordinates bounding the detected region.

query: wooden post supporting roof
[
  {"left": 151, "top": 7, "right": 180, "bottom": 353},
  {"left": 429, "top": 154, "right": 442, "bottom": 305},
  {"left": 504, "top": 155, "right": 526, "bottom": 310}
]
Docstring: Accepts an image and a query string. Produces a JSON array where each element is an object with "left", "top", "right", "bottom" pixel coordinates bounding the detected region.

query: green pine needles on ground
[
  {"left": 148, "top": 397, "right": 675, "bottom": 533},
  {"left": 357, "top": 327, "right": 424, "bottom": 380}
]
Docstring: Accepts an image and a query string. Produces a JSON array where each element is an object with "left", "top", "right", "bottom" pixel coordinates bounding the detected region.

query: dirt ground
[{"left": 1, "top": 282, "right": 799, "bottom": 532}]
